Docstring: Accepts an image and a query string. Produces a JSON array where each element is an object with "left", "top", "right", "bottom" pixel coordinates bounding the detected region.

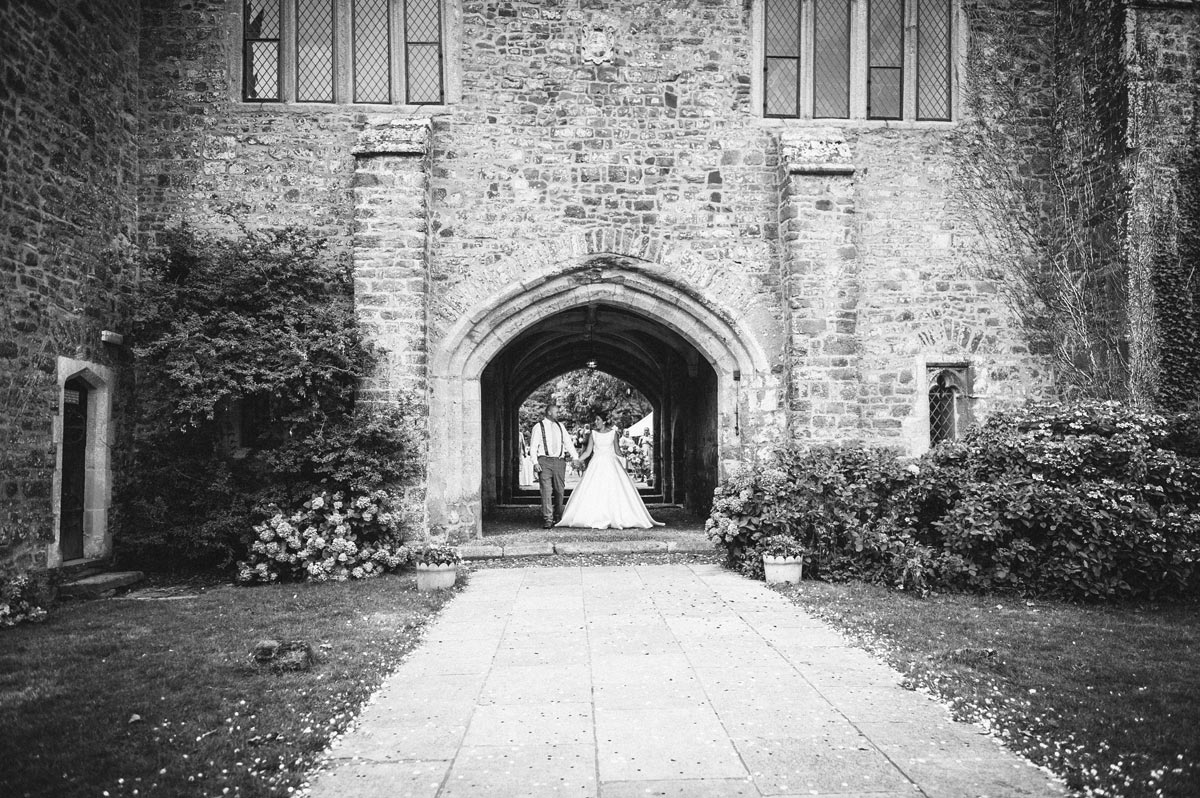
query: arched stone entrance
[
  {"left": 480, "top": 303, "right": 718, "bottom": 517},
  {"left": 428, "top": 257, "right": 777, "bottom": 541}
]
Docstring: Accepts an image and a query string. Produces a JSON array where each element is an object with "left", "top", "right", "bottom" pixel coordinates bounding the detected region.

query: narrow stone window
[
  {"left": 241, "top": 0, "right": 445, "bottom": 105},
  {"left": 759, "top": 0, "right": 956, "bottom": 121},
  {"left": 244, "top": 0, "right": 282, "bottom": 101},
  {"left": 927, "top": 365, "right": 970, "bottom": 445}
]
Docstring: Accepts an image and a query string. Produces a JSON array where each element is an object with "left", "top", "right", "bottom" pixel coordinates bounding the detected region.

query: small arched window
[{"left": 927, "top": 365, "right": 970, "bottom": 446}]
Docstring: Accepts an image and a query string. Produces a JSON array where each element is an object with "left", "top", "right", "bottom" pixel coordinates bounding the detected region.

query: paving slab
[
  {"left": 441, "top": 744, "right": 596, "bottom": 798},
  {"left": 305, "top": 564, "right": 1066, "bottom": 798}
]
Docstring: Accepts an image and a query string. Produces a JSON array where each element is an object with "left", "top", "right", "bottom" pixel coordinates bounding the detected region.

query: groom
[{"left": 530, "top": 401, "right": 579, "bottom": 528}]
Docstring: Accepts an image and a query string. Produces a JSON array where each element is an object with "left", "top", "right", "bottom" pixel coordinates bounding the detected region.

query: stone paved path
[{"left": 306, "top": 565, "right": 1064, "bottom": 797}]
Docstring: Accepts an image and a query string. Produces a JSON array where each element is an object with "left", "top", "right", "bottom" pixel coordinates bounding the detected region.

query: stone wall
[{"left": 0, "top": 0, "right": 141, "bottom": 575}]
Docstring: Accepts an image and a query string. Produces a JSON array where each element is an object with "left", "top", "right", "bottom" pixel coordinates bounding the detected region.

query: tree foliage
[
  {"left": 120, "top": 227, "right": 422, "bottom": 570},
  {"left": 518, "top": 369, "right": 652, "bottom": 434}
]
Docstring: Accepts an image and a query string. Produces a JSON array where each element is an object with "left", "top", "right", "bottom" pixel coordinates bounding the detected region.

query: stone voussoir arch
[{"left": 437, "top": 260, "right": 769, "bottom": 382}]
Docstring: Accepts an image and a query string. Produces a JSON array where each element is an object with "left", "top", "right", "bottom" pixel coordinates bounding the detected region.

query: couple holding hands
[{"left": 530, "top": 401, "right": 663, "bottom": 530}]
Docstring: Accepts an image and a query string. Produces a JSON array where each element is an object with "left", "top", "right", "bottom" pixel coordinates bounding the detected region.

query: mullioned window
[
  {"left": 763, "top": 0, "right": 955, "bottom": 121},
  {"left": 243, "top": 0, "right": 444, "bottom": 105}
]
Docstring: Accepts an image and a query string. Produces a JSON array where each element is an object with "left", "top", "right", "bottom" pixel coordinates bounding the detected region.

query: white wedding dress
[{"left": 557, "top": 429, "right": 664, "bottom": 529}]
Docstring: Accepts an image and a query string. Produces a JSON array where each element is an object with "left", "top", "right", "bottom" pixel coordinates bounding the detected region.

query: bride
[{"left": 557, "top": 414, "right": 663, "bottom": 529}]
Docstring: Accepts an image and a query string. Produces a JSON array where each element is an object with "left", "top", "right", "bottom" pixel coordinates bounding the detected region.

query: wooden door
[{"left": 60, "top": 378, "right": 88, "bottom": 561}]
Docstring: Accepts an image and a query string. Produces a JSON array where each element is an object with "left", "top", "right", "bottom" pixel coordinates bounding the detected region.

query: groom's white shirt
[{"left": 530, "top": 418, "right": 579, "bottom": 460}]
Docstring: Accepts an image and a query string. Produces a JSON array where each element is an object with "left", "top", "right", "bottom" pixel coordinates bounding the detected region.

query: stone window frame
[
  {"left": 923, "top": 360, "right": 972, "bottom": 448},
  {"left": 232, "top": 0, "right": 462, "bottom": 108},
  {"left": 749, "top": 0, "right": 966, "bottom": 127},
  {"left": 51, "top": 357, "right": 115, "bottom": 569}
]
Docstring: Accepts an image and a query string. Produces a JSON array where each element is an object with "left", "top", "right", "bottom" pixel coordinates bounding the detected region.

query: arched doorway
[
  {"left": 428, "top": 260, "right": 775, "bottom": 541},
  {"left": 479, "top": 304, "right": 720, "bottom": 518}
]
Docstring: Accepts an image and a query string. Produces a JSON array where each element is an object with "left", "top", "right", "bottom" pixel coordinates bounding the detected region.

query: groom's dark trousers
[{"left": 538, "top": 455, "right": 567, "bottom": 526}]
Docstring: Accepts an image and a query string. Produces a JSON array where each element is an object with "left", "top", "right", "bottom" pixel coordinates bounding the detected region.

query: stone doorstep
[
  {"left": 59, "top": 571, "right": 145, "bottom": 599},
  {"left": 458, "top": 540, "right": 714, "bottom": 560}
]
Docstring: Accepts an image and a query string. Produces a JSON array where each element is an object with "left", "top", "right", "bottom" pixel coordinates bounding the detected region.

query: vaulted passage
[{"left": 480, "top": 303, "right": 719, "bottom": 519}]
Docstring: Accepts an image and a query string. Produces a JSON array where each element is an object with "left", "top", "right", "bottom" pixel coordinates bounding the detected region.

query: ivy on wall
[
  {"left": 953, "top": 0, "right": 1132, "bottom": 401},
  {"left": 1152, "top": 143, "right": 1200, "bottom": 410}
]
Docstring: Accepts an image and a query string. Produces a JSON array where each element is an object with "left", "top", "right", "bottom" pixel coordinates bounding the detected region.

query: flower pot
[
  {"left": 415, "top": 563, "right": 458, "bottom": 591},
  {"left": 763, "top": 555, "right": 803, "bottom": 585}
]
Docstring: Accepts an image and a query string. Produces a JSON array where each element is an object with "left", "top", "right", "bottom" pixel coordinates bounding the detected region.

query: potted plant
[
  {"left": 413, "top": 543, "right": 462, "bottom": 591},
  {"left": 760, "top": 534, "right": 806, "bottom": 585}
]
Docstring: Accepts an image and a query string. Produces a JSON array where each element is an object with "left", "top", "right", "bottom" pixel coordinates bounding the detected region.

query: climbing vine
[{"left": 953, "top": 0, "right": 1131, "bottom": 401}]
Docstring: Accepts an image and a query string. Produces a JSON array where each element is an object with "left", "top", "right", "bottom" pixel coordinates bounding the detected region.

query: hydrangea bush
[
  {"left": 709, "top": 402, "right": 1200, "bottom": 600},
  {"left": 237, "top": 490, "right": 413, "bottom": 584},
  {"left": 1, "top": 573, "right": 50, "bottom": 628}
]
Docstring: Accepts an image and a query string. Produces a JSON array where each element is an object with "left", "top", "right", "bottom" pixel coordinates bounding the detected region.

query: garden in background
[{"left": 707, "top": 400, "right": 1200, "bottom": 797}]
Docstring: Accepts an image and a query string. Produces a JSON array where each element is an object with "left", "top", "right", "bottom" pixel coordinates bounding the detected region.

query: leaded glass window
[
  {"left": 927, "top": 366, "right": 970, "bottom": 446},
  {"left": 354, "top": 0, "right": 391, "bottom": 103},
  {"left": 764, "top": 0, "right": 801, "bottom": 117},
  {"left": 297, "top": 0, "right": 335, "bottom": 102},
  {"left": 812, "top": 0, "right": 851, "bottom": 118},
  {"left": 916, "top": 0, "right": 952, "bottom": 120},
  {"left": 244, "top": 0, "right": 282, "bottom": 101},
  {"left": 867, "top": 0, "right": 904, "bottom": 119},
  {"left": 404, "top": 0, "right": 443, "bottom": 104},
  {"left": 760, "top": 0, "right": 956, "bottom": 121},
  {"left": 241, "top": 0, "right": 444, "bottom": 105}
]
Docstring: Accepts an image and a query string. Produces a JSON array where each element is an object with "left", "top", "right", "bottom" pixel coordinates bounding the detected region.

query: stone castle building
[{"left": 2, "top": 0, "right": 1197, "bottom": 573}]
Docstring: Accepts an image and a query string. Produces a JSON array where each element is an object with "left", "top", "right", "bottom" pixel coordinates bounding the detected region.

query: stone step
[
  {"left": 59, "top": 571, "right": 145, "bottom": 599},
  {"left": 458, "top": 540, "right": 714, "bottom": 560}
]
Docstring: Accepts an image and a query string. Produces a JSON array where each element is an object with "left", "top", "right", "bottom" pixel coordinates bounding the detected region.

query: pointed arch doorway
[
  {"left": 481, "top": 303, "right": 719, "bottom": 518},
  {"left": 428, "top": 261, "right": 773, "bottom": 541}
]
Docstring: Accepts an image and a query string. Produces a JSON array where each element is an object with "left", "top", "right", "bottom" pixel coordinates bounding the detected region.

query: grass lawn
[
  {"left": 0, "top": 572, "right": 460, "bottom": 798},
  {"left": 776, "top": 580, "right": 1200, "bottom": 798}
]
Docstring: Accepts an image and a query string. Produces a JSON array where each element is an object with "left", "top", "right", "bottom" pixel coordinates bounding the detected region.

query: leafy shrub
[
  {"left": 709, "top": 402, "right": 1200, "bottom": 600},
  {"left": 1, "top": 573, "right": 51, "bottom": 628},
  {"left": 118, "top": 227, "right": 424, "bottom": 570},
  {"left": 237, "top": 491, "right": 413, "bottom": 584},
  {"left": 706, "top": 446, "right": 907, "bottom": 581},
  {"left": 412, "top": 544, "right": 462, "bottom": 567}
]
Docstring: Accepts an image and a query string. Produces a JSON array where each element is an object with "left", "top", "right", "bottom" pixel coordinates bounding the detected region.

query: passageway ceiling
[{"left": 503, "top": 304, "right": 704, "bottom": 405}]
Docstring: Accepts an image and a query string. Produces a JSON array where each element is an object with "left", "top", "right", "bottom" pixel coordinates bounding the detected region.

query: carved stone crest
[
  {"left": 780, "top": 129, "right": 855, "bottom": 175},
  {"left": 581, "top": 27, "right": 615, "bottom": 65}
]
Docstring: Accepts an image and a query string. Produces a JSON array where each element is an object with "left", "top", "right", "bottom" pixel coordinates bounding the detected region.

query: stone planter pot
[
  {"left": 763, "top": 555, "right": 803, "bottom": 585},
  {"left": 415, "top": 563, "right": 458, "bottom": 591}
]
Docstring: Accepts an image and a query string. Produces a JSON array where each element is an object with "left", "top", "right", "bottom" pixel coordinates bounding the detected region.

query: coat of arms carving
[{"left": 581, "top": 27, "right": 615, "bottom": 65}]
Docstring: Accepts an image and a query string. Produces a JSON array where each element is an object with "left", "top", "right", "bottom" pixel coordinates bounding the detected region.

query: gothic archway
[{"left": 428, "top": 259, "right": 773, "bottom": 540}]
